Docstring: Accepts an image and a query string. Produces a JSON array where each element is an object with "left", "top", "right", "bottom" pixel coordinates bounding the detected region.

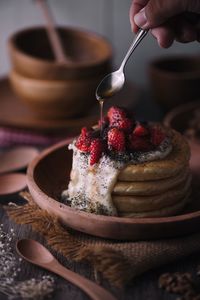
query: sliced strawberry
[
  {"left": 112, "top": 118, "right": 133, "bottom": 133},
  {"left": 133, "top": 123, "right": 149, "bottom": 137},
  {"left": 90, "top": 138, "right": 104, "bottom": 165},
  {"left": 130, "top": 136, "right": 152, "bottom": 151},
  {"left": 151, "top": 127, "right": 166, "bottom": 146},
  {"left": 76, "top": 127, "right": 92, "bottom": 152},
  {"left": 107, "top": 106, "right": 126, "bottom": 124},
  {"left": 108, "top": 128, "right": 125, "bottom": 152}
]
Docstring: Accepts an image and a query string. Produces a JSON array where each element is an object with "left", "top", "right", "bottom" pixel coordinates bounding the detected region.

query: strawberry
[
  {"left": 76, "top": 127, "right": 92, "bottom": 152},
  {"left": 90, "top": 138, "right": 104, "bottom": 165},
  {"left": 112, "top": 118, "right": 133, "bottom": 132},
  {"left": 108, "top": 128, "right": 125, "bottom": 152},
  {"left": 133, "top": 123, "right": 149, "bottom": 137},
  {"left": 130, "top": 136, "right": 152, "bottom": 151},
  {"left": 107, "top": 106, "right": 126, "bottom": 124},
  {"left": 151, "top": 127, "right": 166, "bottom": 146}
]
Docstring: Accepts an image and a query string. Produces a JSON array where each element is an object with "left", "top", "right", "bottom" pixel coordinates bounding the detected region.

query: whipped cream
[{"left": 62, "top": 137, "right": 172, "bottom": 216}]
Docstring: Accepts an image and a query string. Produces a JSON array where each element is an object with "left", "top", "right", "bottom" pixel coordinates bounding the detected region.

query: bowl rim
[
  {"left": 10, "top": 68, "right": 105, "bottom": 85},
  {"left": 163, "top": 100, "right": 200, "bottom": 128},
  {"left": 8, "top": 25, "right": 113, "bottom": 69},
  {"left": 27, "top": 139, "right": 200, "bottom": 226},
  {"left": 149, "top": 54, "right": 200, "bottom": 79}
]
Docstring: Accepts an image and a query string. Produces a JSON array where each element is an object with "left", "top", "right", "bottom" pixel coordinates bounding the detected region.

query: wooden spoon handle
[
  {"left": 52, "top": 263, "right": 116, "bottom": 300},
  {"left": 36, "top": 0, "right": 68, "bottom": 63}
]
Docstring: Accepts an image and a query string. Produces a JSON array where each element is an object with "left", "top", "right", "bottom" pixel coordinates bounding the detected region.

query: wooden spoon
[
  {"left": 0, "top": 173, "right": 27, "bottom": 196},
  {"left": 16, "top": 239, "right": 116, "bottom": 300},
  {"left": 36, "top": 0, "right": 70, "bottom": 63},
  {"left": 0, "top": 146, "right": 39, "bottom": 174}
]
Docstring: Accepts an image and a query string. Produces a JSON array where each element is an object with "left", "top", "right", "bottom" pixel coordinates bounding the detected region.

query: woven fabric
[
  {"left": 0, "top": 126, "right": 68, "bottom": 147},
  {"left": 5, "top": 192, "right": 200, "bottom": 287}
]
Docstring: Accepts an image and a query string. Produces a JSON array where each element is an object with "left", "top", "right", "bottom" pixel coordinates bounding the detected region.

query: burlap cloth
[{"left": 5, "top": 191, "right": 200, "bottom": 288}]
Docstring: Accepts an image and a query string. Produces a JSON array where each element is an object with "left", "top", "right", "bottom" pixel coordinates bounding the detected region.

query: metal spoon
[
  {"left": 16, "top": 239, "right": 116, "bottom": 300},
  {"left": 96, "top": 29, "right": 148, "bottom": 100}
]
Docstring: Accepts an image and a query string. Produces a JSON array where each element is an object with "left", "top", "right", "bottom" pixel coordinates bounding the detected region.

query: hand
[{"left": 129, "top": 0, "right": 200, "bottom": 48}]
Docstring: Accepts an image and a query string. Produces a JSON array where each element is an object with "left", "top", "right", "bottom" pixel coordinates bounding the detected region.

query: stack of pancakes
[{"left": 112, "top": 130, "right": 191, "bottom": 218}]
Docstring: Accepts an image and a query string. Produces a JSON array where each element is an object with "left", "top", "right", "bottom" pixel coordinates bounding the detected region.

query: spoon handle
[
  {"left": 36, "top": 0, "right": 68, "bottom": 63},
  {"left": 50, "top": 262, "right": 116, "bottom": 300},
  {"left": 120, "top": 29, "right": 148, "bottom": 70}
]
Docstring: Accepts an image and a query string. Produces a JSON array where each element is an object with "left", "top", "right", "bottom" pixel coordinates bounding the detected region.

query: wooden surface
[{"left": 0, "top": 200, "right": 200, "bottom": 300}]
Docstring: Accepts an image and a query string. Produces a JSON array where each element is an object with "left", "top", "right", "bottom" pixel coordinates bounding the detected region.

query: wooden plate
[
  {"left": 0, "top": 78, "right": 98, "bottom": 135},
  {"left": 27, "top": 140, "right": 200, "bottom": 241},
  {"left": 0, "top": 78, "right": 139, "bottom": 135}
]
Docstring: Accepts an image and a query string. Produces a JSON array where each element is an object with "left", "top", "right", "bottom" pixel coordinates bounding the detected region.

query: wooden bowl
[
  {"left": 27, "top": 140, "right": 200, "bottom": 241},
  {"left": 149, "top": 55, "right": 200, "bottom": 111},
  {"left": 9, "top": 70, "right": 102, "bottom": 119},
  {"left": 164, "top": 101, "right": 200, "bottom": 176},
  {"left": 8, "top": 26, "right": 112, "bottom": 80}
]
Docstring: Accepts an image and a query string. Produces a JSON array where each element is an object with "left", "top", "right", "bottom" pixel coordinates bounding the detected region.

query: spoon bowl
[
  {"left": 17, "top": 239, "right": 53, "bottom": 264},
  {"left": 96, "top": 69, "right": 124, "bottom": 100},
  {"left": 16, "top": 239, "right": 116, "bottom": 300},
  {"left": 0, "top": 173, "right": 27, "bottom": 196},
  {"left": 96, "top": 29, "right": 148, "bottom": 101}
]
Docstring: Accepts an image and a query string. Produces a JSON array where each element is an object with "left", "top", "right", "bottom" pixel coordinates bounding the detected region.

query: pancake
[
  {"left": 118, "top": 129, "right": 190, "bottom": 182},
  {"left": 113, "top": 174, "right": 192, "bottom": 213},
  {"left": 118, "top": 190, "right": 191, "bottom": 218},
  {"left": 113, "top": 167, "right": 189, "bottom": 196}
]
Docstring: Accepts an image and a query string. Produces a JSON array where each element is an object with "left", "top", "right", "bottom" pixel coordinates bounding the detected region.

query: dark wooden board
[{"left": 0, "top": 202, "right": 200, "bottom": 300}]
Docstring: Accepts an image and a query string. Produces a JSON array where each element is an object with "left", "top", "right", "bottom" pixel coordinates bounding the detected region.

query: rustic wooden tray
[
  {"left": 27, "top": 140, "right": 200, "bottom": 241},
  {"left": 0, "top": 78, "right": 97, "bottom": 135},
  {"left": 0, "top": 77, "right": 138, "bottom": 135}
]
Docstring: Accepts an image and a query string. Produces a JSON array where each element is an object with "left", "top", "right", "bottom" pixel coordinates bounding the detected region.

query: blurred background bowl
[
  {"left": 164, "top": 101, "right": 200, "bottom": 177},
  {"left": 8, "top": 26, "right": 112, "bottom": 80},
  {"left": 149, "top": 55, "right": 200, "bottom": 111},
  {"left": 8, "top": 26, "right": 112, "bottom": 119},
  {"left": 9, "top": 69, "right": 104, "bottom": 119}
]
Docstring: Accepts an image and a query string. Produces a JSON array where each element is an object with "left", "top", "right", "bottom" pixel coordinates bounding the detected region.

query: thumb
[{"left": 134, "top": 0, "right": 197, "bottom": 29}]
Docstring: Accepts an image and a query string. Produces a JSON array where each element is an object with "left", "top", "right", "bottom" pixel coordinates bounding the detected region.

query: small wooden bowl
[
  {"left": 8, "top": 26, "right": 112, "bottom": 80},
  {"left": 27, "top": 140, "right": 200, "bottom": 241},
  {"left": 164, "top": 101, "right": 200, "bottom": 176},
  {"left": 149, "top": 55, "right": 200, "bottom": 111},
  {"left": 9, "top": 70, "right": 102, "bottom": 119}
]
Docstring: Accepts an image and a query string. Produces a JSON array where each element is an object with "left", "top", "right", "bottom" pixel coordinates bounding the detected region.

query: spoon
[
  {"left": 0, "top": 173, "right": 27, "bottom": 196},
  {"left": 16, "top": 239, "right": 116, "bottom": 300},
  {"left": 36, "top": 0, "right": 70, "bottom": 63},
  {"left": 96, "top": 29, "right": 148, "bottom": 100},
  {"left": 0, "top": 146, "right": 39, "bottom": 175}
]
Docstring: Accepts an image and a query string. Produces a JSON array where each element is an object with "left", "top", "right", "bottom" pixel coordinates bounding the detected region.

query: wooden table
[{"left": 0, "top": 199, "right": 200, "bottom": 300}]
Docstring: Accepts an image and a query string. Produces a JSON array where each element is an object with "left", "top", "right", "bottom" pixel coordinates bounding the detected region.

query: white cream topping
[{"left": 62, "top": 137, "right": 172, "bottom": 216}]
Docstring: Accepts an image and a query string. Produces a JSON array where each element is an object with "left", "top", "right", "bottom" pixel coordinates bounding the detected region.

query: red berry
[
  {"left": 151, "top": 127, "right": 166, "bottom": 146},
  {"left": 107, "top": 106, "right": 126, "bottom": 124},
  {"left": 130, "top": 136, "right": 152, "bottom": 151},
  {"left": 108, "top": 128, "right": 125, "bottom": 152},
  {"left": 113, "top": 118, "right": 133, "bottom": 132},
  {"left": 76, "top": 127, "right": 92, "bottom": 152},
  {"left": 133, "top": 123, "right": 149, "bottom": 137},
  {"left": 90, "top": 138, "right": 104, "bottom": 165}
]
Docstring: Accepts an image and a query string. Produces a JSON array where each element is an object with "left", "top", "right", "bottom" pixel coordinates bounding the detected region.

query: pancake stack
[{"left": 112, "top": 130, "right": 191, "bottom": 218}]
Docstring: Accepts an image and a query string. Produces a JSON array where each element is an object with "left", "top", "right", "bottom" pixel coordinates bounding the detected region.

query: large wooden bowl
[
  {"left": 8, "top": 26, "right": 112, "bottom": 80},
  {"left": 9, "top": 70, "right": 102, "bottom": 119},
  {"left": 27, "top": 140, "right": 200, "bottom": 241}
]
